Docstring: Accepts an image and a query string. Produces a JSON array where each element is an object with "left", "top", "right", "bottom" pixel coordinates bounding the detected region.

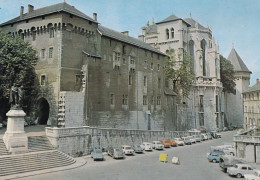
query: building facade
[
  {"left": 243, "top": 79, "right": 260, "bottom": 130},
  {"left": 0, "top": 3, "right": 177, "bottom": 130},
  {"left": 225, "top": 47, "right": 251, "bottom": 128},
  {"left": 139, "top": 15, "right": 223, "bottom": 130}
]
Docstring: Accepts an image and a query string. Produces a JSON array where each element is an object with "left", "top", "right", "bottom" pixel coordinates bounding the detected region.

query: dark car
[{"left": 107, "top": 147, "right": 124, "bottom": 159}]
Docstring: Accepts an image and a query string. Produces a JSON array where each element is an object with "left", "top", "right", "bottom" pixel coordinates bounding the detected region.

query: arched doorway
[{"left": 37, "top": 98, "right": 49, "bottom": 125}]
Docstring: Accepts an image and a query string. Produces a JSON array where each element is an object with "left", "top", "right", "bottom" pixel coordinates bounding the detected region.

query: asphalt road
[{"left": 21, "top": 131, "right": 237, "bottom": 180}]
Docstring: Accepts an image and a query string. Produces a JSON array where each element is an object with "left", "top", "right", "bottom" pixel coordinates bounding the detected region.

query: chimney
[
  {"left": 20, "top": 6, "right": 24, "bottom": 17},
  {"left": 28, "top": 4, "right": 34, "bottom": 13},
  {"left": 121, "top": 31, "right": 129, "bottom": 36},
  {"left": 257, "top": 78, "right": 260, "bottom": 85},
  {"left": 93, "top": 13, "right": 97, "bottom": 21},
  {"left": 138, "top": 35, "right": 144, "bottom": 41}
]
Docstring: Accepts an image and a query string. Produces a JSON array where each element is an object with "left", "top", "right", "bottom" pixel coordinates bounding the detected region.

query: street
[{"left": 20, "top": 131, "right": 236, "bottom": 180}]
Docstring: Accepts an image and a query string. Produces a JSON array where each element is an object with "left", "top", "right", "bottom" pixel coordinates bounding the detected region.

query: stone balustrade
[{"left": 234, "top": 135, "right": 260, "bottom": 144}]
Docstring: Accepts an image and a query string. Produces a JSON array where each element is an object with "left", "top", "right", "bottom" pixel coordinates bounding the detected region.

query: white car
[
  {"left": 151, "top": 141, "right": 164, "bottom": 150},
  {"left": 192, "top": 135, "right": 201, "bottom": 142},
  {"left": 121, "top": 145, "right": 134, "bottom": 155},
  {"left": 244, "top": 170, "right": 260, "bottom": 180},
  {"left": 201, "top": 133, "right": 208, "bottom": 140},
  {"left": 187, "top": 136, "right": 196, "bottom": 143},
  {"left": 174, "top": 138, "right": 184, "bottom": 146},
  {"left": 140, "top": 142, "right": 152, "bottom": 151},
  {"left": 227, "top": 164, "right": 254, "bottom": 178}
]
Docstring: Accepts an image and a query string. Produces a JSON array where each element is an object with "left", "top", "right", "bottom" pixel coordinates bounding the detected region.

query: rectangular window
[
  {"left": 144, "top": 61, "right": 147, "bottom": 68},
  {"left": 151, "top": 63, "right": 154, "bottom": 69},
  {"left": 122, "top": 45, "right": 126, "bottom": 54},
  {"left": 109, "top": 40, "right": 112, "bottom": 47},
  {"left": 49, "top": 47, "right": 53, "bottom": 58},
  {"left": 114, "top": 52, "right": 120, "bottom": 61},
  {"left": 158, "top": 78, "right": 161, "bottom": 89},
  {"left": 40, "top": 75, "right": 46, "bottom": 86},
  {"left": 158, "top": 64, "right": 160, "bottom": 71},
  {"left": 110, "top": 94, "right": 114, "bottom": 105},
  {"left": 41, "top": 49, "right": 45, "bottom": 59},
  {"left": 123, "top": 58, "right": 126, "bottom": 64},
  {"left": 143, "top": 95, "right": 147, "bottom": 105},
  {"left": 123, "top": 95, "right": 128, "bottom": 105},
  {"left": 129, "top": 75, "right": 132, "bottom": 85},
  {"left": 32, "top": 31, "right": 36, "bottom": 41},
  {"left": 130, "top": 56, "right": 135, "bottom": 64},
  {"left": 157, "top": 96, "right": 161, "bottom": 105},
  {"left": 144, "top": 76, "right": 147, "bottom": 87},
  {"left": 50, "top": 28, "right": 54, "bottom": 38}
]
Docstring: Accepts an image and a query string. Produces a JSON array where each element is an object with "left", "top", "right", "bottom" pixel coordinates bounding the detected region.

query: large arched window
[
  {"left": 201, "top": 39, "right": 207, "bottom": 76},
  {"left": 189, "top": 40, "right": 195, "bottom": 73},
  {"left": 166, "top": 29, "right": 169, "bottom": 39},
  {"left": 171, "top": 28, "right": 174, "bottom": 38}
]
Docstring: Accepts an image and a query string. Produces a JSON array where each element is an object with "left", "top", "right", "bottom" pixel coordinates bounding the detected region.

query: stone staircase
[
  {"left": 0, "top": 150, "right": 75, "bottom": 176},
  {"left": 0, "top": 136, "right": 76, "bottom": 177}
]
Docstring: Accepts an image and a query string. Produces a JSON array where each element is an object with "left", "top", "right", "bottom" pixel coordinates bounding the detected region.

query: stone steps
[
  {"left": 0, "top": 150, "right": 75, "bottom": 176},
  {"left": 28, "top": 136, "right": 55, "bottom": 152},
  {"left": 0, "top": 139, "right": 11, "bottom": 156}
]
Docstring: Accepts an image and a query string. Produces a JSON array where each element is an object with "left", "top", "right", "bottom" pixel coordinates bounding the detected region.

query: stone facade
[
  {"left": 243, "top": 79, "right": 260, "bottom": 130},
  {"left": 0, "top": 3, "right": 177, "bottom": 130},
  {"left": 139, "top": 15, "right": 223, "bottom": 130}
]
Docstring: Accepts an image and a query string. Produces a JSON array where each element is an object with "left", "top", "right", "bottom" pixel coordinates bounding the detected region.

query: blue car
[{"left": 207, "top": 151, "right": 225, "bottom": 163}]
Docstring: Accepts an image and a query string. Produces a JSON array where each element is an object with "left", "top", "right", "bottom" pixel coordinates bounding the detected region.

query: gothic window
[
  {"left": 122, "top": 95, "right": 128, "bottom": 105},
  {"left": 201, "top": 39, "right": 207, "bottom": 76},
  {"left": 49, "top": 47, "right": 53, "bottom": 58},
  {"left": 189, "top": 40, "right": 195, "bottom": 73},
  {"left": 157, "top": 64, "right": 160, "bottom": 71},
  {"left": 166, "top": 29, "right": 169, "bottom": 39},
  {"left": 171, "top": 28, "right": 174, "bottom": 38},
  {"left": 50, "top": 28, "right": 54, "bottom": 38},
  {"left": 143, "top": 95, "right": 147, "bottom": 105}
]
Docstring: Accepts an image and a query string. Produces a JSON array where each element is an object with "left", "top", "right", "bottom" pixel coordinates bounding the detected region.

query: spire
[
  {"left": 190, "top": 12, "right": 192, "bottom": 18},
  {"left": 147, "top": 20, "right": 150, "bottom": 26},
  {"left": 152, "top": 17, "right": 155, "bottom": 25}
]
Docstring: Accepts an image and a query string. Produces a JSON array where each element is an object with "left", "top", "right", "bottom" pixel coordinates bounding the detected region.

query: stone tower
[{"left": 225, "top": 47, "right": 251, "bottom": 128}]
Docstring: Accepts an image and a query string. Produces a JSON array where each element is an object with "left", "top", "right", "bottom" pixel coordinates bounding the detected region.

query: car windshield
[
  {"left": 115, "top": 149, "right": 121, "bottom": 152},
  {"left": 135, "top": 145, "right": 140, "bottom": 148},
  {"left": 125, "top": 147, "right": 131, "bottom": 149},
  {"left": 95, "top": 149, "right": 102, "bottom": 153}
]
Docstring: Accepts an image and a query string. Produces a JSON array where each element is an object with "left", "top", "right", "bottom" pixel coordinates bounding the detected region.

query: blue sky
[{"left": 0, "top": 0, "right": 259, "bottom": 84}]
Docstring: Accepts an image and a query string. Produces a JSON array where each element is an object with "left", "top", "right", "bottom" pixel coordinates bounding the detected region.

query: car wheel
[
  {"left": 212, "top": 159, "right": 217, "bottom": 163},
  {"left": 236, "top": 173, "right": 242, "bottom": 178}
]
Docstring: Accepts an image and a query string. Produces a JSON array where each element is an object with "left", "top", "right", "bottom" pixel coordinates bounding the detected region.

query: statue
[{"left": 9, "top": 83, "right": 24, "bottom": 109}]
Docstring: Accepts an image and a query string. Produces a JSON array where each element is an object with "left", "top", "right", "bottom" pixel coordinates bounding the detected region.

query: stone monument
[{"left": 3, "top": 84, "right": 28, "bottom": 153}]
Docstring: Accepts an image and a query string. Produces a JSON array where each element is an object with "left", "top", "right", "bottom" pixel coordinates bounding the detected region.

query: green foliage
[
  {"left": 165, "top": 48, "right": 195, "bottom": 99},
  {"left": 0, "top": 31, "right": 39, "bottom": 116},
  {"left": 220, "top": 55, "right": 236, "bottom": 94}
]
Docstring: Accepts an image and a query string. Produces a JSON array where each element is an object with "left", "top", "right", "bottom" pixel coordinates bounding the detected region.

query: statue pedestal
[{"left": 3, "top": 109, "right": 28, "bottom": 154}]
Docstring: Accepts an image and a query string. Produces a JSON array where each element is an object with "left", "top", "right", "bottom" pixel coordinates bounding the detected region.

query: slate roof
[
  {"left": 0, "top": 2, "right": 96, "bottom": 26},
  {"left": 243, "top": 83, "right": 260, "bottom": 93},
  {"left": 97, "top": 25, "right": 166, "bottom": 55},
  {"left": 145, "top": 24, "right": 157, "bottom": 34},
  {"left": 227, "top": 48, "right": 251, "bottom": 73},
  {"left": 156, "top": 14, "right": 190, "bottom": 26},
  {"left": 183, "top": 18, "right": 208, "bottom": 30}
]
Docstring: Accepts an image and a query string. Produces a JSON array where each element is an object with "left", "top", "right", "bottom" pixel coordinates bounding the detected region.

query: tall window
[
  {"left": 158, "top": 78, "right": 161, "bottom": 89},
  {"left": 49, "top": 47, "right": 53, "bottom": 58},
  {"left": 123, "top": 95, "right": 128, "bottom": 105},
  {"left": 40, "top": 75, "right": 46, "bottom": 86},
  {"left": 216, "top": 95, "right": 219, "bottom": 112},
  {"left": 106, "top": 72, "right": 110, "bottom": 84},
  {"left": 157, "top": 64, "right": 160, "bottom": 71},
  {"left": 50, "top": 28, "right": 54, "bottom": 38},
  {"left": 171, "top": 28, "right": 174, "bottom": 38},
  {"left": 166, "top": 29, "right": 169, "bottom": 39},
  {"left": 143, "top": 95, "right": 147, "bottom": 105},
  {"left": 32, "top": 31, "right": 36, "bottom": 41},
  {"left": 157, "top": 96, "right": 161, "bottom": 105},
  {"left": 129, "top": 75, "right": 132, "bottom": 85},
  {"left": 122, "top": 45, "right": 126, "bottom": 54},
  {"left": 151, "top": 96, "right": 154, "bottom": 105},
  {"left": 151, "top": 63, "right": 154, "bottom": 69},
  {"left": 201, "top": 39, "right": 206, "bottom": 76},
  {"left": 110, "top": 94, "right": 114, "bottom": 105},
  {"left": 199, "top": 95, "right": 204, "bottom": 112},
  {"left": 189, "top": 40, "right": 195, "bottom": 73},
  {"left": 115, "top": 52, "right": 120, "bottom": 61},
  {"left": 41, "top": 49, "right": 45, "bottom": 59},
  {"left": 144, "top": 76, "right": 147, "bottom": 87},
  {"left": 130, "top": 56, "right": 135, "bottom": 64}
]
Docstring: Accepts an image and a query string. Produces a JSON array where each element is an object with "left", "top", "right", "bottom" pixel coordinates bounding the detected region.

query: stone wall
[{"left": 46, "top": 126, "right": 199, "bottom": 157}]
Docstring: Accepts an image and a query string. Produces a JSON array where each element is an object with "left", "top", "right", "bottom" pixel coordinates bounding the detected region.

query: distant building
[
  {"left": 139, "top": 14, "right": 223, "bottom": 130},
  {"left": 225, "top": 47, "right": 251, "bottom": 128},
  {"left": 0, "top": 3, "right": 177, "bottom": 130},
  {"left": 243, "top": 79, "right": 260, "bottom": 130}
]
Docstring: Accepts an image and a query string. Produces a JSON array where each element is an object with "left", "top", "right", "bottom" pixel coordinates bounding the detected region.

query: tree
[
  {"left": 220, "top": 55, "right": 236, "bottom": 94},
  {"left": 0, "top": 31, "right": 39, "bottom": 120},
  {"left": 165, "top": 48, "right": 195, "bottom": 100}
]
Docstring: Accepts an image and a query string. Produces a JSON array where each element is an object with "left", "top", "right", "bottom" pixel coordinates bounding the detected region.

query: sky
[{"left": 0, "top": 0, "right": 259, "bottom": 84}]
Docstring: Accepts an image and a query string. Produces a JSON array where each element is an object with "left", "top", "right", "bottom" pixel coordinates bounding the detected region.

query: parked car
[
  {"left": 91, "top": 148, "right": 104, "bottom": 161},
  {"left": 151, "top": 141, "right": 164, "bottom": 150},
  {"left": 206, "top": 133, "right": 213, "bottom": 139},
  {"left": 140, "top": 142, "right": 152, "bottom": 151},
  {"left": 207, "top": 151, "right": 225, "bottom": 163},
  {"left": 216, "top": 132, "right": 222, "bottom": 138},
  {"left": 174, "top": 138, "right": 184, "bottom": 146},
  {"left": 201, "top": 134, "right": 208, "bottom": 141},
  {"left": 244, "top": 169, "right": 260, "bottom": 180},
  {"left": 133, "top": 145, "right": 143, "bottom": 153},
  {"left": 160, "top": 140, "right": 171, "bottom": 148},
  {"left": 219, "top": 155, "right": 244, "bottom": 172},
  {"left": 166, "top": 139, "right": 178, "bottom": 147},
  {"left": 107, "top": 147, "right": 124, "bottom": 159},
  {"left": 192, "top": 135, "right": 201, "bottom": 142},
  {"left": 211, "top": 145, "right": 234, "bottom": 156},
  {"left": 187, "top": 136, "right": 196, "bottom": 143},
  {"left": 227, "top": 164, "right": 254, "bottom": 178},
  {"left": 121, "top": 145, "right": 134, "bottom": 155},
  {"left": 182, "top": 137, "right": 192, "bottom": 145}
]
